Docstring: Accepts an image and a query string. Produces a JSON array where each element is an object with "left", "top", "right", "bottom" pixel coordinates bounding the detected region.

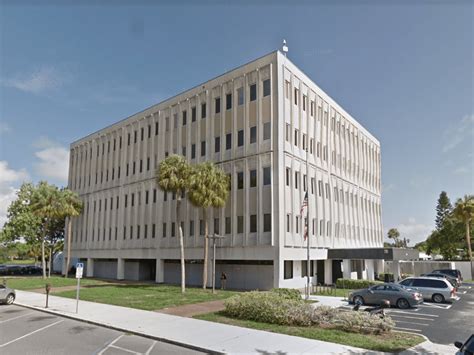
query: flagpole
[{"left": 306, "top": 120, "right": 310, "bottom": 300}]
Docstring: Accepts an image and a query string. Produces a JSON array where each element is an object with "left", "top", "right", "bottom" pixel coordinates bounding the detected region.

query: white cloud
[
  {"left": 453, "top": 166, "right": 469, "bottom": 175},
  {"left": 0, "top": 161, "right": 30, "bottom": 227},
  {"left": 442, "top": 114, "right": 474, "bottom": 153},
  {"left": 4, "top": 66, "right": 66, "bottom": 94},
  {"left": 389, "top": 218, "right": 434, "bottom": 244},
  {"left": 0, "top": 122, "right": 10, "bottom": 135},
  {"left": 33, "top": 138, "right": 69, "bottom": 183}
]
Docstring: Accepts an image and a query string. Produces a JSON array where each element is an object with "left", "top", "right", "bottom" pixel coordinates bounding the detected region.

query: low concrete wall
[{"left": 385, "top": 260, "right": 472, "bottom": 279}]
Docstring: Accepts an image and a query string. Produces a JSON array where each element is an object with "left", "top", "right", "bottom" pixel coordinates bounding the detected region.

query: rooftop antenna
[{"left": 282, "top": 39, "right": 288, "bottom": 57}]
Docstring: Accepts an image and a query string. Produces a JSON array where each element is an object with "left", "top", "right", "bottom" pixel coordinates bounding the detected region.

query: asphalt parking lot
[
  {"left": 0, "top": 305, "right": 205, "bottom": 355},
  {"left": 342, "top": 283, "right": 474, "bottom": 345}
]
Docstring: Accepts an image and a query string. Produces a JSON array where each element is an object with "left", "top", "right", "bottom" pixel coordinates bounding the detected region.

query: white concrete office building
[{"left": 66, "top": 51, "right": 401, "bottom": 290}]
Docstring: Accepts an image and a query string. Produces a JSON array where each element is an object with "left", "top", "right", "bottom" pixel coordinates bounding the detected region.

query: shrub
[
  {"left": 336, "top": 278, "right": 382, "bottom": 289},
  {"left": 223, "top": 291, "right": 312, "bottom": 326},
  {"left": 335, "top": 311, "right": 395, "bottom": 335},
  {"left": 223, "top": 291, "right": 395, "bottom": 334},
  {"left": 270, "top": 288, "right": 302, "bottom": 301},
  {"left": 310, "top": 305, "right": 338, "bottom": 326}
]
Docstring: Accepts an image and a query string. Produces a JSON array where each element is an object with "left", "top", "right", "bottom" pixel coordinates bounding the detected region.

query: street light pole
[{"left": 208, "top": 234, "right": 225, "bottom": 294}]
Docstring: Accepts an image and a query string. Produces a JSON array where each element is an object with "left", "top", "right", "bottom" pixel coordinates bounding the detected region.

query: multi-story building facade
[{"left": 66, "top": 51, "right": 388, "bottom": 289}]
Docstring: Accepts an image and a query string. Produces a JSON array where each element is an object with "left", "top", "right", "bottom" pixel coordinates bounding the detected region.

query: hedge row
[
  {"left": 335, "top": 278, "right": 383, "bottom": 289},
  {"left": 223, "top": 291, "right": 394, "bottom": 334}
]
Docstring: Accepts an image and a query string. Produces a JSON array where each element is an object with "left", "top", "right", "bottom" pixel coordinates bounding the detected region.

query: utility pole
[{"left": 208, "top": 234, "right": 225, "bottom": 294}]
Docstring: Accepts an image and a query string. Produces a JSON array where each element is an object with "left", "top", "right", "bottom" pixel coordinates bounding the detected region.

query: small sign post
[{"left": 75, "top": 263, "right": 83, "bottom": 313}]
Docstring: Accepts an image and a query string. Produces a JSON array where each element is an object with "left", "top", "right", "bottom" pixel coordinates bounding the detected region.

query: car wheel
[
  {"left": 6, "top": 293, "right": 15, "bottom": 305},
  {"left": 353, "top": 296, "right": 364, "bottom": 305},
  {"left": 432, "top": 294, "right": 444, "bottom": 303},
  {"left": 397, "top": 298, "right": 410, "bottom": 309}
]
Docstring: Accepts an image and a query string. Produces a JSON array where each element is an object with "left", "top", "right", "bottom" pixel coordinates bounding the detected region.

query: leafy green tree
[
  {"left": 30, "top": 182, "right": 63, "bottom": 279},
  {"left": 1, "top": 183, "right": 43, "bottom": 244},
  {"left": 156, "top": 155, "right": 192, "bottom": 293},
  {"left": 387, "top": 228, "right": 400, "bottom": 246},
  {"left": 60, "top": 188, "right": 83, "bottom": 277},
  {"left": 188, "top": 162, "right": 229, "bottom": 289},
  {"left": 452, "top": 195, "right": 474, "bottom": 277},
  {"left": 435, "top": 191, "right": 452, "bottom": 231}
]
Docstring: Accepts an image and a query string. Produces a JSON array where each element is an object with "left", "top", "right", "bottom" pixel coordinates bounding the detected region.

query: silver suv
[{"left": 399, "top": 277, "right": 456, "bottom": 303}]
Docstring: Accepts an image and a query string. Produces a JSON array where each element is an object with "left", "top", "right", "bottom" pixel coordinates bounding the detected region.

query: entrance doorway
[
  {"left": 316, "top": 260, "right": 325, "bottom": 284},
  {"left": 332, "top": 260, "right": 343, "bottom": 284}
]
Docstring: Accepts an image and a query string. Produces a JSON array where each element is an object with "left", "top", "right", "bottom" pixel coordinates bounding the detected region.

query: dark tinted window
[
  {"left": 250, "top": 84, "right": 257, "bottom": 101},
  {"left": 400, "top": 279, "right": 413, "bottom": 287},
  {"left": 413, "top": 279, "right": 447, "bottom": 288},
  {"left": 263, "top": 79, "right": 271, "bottom": 97}
]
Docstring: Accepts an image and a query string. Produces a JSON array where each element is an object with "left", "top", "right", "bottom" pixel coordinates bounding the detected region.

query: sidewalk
[
  {"left": 14, "top": 290, "right": 453, "bottom": 354},
  {"left": 307, "top": 295, "right": 348, "bottom": 308}
]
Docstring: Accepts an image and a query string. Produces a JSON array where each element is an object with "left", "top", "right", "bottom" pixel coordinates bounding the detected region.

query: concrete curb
[{"left": 15, "top": 302, "right": 223, "bottom": 355}]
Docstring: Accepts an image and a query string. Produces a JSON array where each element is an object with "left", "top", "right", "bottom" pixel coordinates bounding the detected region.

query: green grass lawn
[
  {"left": 53, "top": 285, "right": 239, "bottom": 311},
  {"left": 195, "top": 312, "right": 424, "bottom": 353},
  {"left": 4, "top": 276, "right": 104, "bottom": 290},
  {"left": 312, "top": 288, "right": 354, "bottom": 298}
]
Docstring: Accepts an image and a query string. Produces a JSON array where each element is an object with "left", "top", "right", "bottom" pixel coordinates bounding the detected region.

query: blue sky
[{"left": 0, "top": 1, "right": 473, "bottom": 243}]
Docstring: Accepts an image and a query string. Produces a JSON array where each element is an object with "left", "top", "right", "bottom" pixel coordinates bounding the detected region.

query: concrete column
[
  {"left": 86, "top": 258, "right": 94, "bottom": 277},
  {"left": 392, "top": 260, "right": 401, "bottom": 281},
  {"left": 155, "top": 258, "right": 164, "bottom": 283},
  {"left": 324, "top": 259, "right": 332, "bottom": 285},
  {"left": 374, "top": 259, "right": 384, "bottom": 279},
  {"left": 117, "top": 258, "right": 125, "bottom": 280},
  {"left": 342, "top": 259, "right": 352, "bottom": 279},
  {"left": 366, "top": 259, "right": 375, "bottom": 281}
]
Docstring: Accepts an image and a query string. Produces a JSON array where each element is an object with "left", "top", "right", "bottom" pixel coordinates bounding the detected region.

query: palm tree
[
  {"left": 156, "top": 155, "right": 192, "bottom": 293},
  {"left": 188, "top": 162, "right": 229, "bottom": 289},
  {"left": 452, "top": 195, "right": 474, "bottom": 277},
  {"left": 387, "top": 228, "right": 400, "bottom": 246},
  {"left": 30, "top": 182, "right": 62, "bottom": 279},
  {"left": 60, "top": 189, "right": 83, "bottom": 277}
]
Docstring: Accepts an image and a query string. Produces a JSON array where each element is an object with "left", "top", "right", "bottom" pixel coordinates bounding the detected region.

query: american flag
[{"left": 300, "top": 192, "right": 308, "bottom": 216}]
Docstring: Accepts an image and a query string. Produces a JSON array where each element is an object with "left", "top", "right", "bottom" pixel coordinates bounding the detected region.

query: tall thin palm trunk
[
  {"left": 177, "top": 195, "right": 185, "bottom": 293},
  {"left": 466, "top": 222, "right": 473, "bottom": 278},
  {"left": 48, "top": 248, "right": 52, "bottom": 278},
  {"left": 65, "top": 217, "right": 72, "bottom": 278},
  {"left": 41, "top": 231, "right": 46, "bottom": 279},
  {"left": 202, "top": 209, "right": 209, "bottom": 289}
]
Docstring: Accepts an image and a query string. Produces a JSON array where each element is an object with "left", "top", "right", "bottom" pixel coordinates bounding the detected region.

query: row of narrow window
[
  {"left": 71, "top": 79, "right": 271, "bottom": 167},
  {"left": 74, "top": 213, "right": 272, "bottom": 243}
]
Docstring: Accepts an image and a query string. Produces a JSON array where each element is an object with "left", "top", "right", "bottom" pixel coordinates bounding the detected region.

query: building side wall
[{"left": 68, "top": 52, "right": 280, "bottom": 267}]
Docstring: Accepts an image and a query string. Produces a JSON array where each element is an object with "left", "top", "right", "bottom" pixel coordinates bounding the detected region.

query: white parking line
[
  {"left": 109, "top": 344, "right": 140, "bottom": 354},
  {"left": 394, "top": 320, "right": 430, "bottom": 326},
  {"left": 145, "top": 341, "right": 157, "bottom": 355},
  {"left": 97, "top": 334, "right": 124, "bottom": 355},
  {"left": 418, "top": 303, "right": 452, "bottom": 309},
  {"left": 0, "top": 320, "right": 64, "bottom": 348},
  {"left": 388, "top": 314, "right": 434, "bottom": 321},
  {"left": 395, "top": 326, "right": 423, "bottom": 332},
  {"left": 0, "top": 312, "right": 33, "bottom": 324},
  {"left": 387, "top": 310, "right": 439, "bottom": 317}
]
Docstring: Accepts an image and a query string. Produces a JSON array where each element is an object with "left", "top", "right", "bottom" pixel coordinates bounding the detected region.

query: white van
[{"left": 398, "top": 277, "right": 456, "bottom": 303}]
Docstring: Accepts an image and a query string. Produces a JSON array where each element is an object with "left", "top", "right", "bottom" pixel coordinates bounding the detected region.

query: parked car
[
  {"left": 455, "top": 334, "right": 474, "bottom": 355},
  {"left": 421, "top": 273, "right": 459, "bottom": 288},
  {"left": 348, "top": 283, "right": 423, "bottom": 309},
  {"left": 0, "top": 284, "right": 15, "bottom": 305},
  {"left": 399, "top": 277, "right": 456, "bottom": 303},
  {"left": 432, "top": 269, "right": 463, "bottom": 285}
]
